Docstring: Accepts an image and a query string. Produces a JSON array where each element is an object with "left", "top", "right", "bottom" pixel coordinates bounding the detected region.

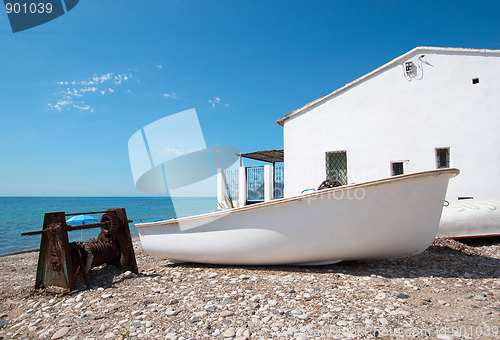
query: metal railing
[
  {"left": 247, "top": 166, "right": 264, "bottom": 201},
  {"left": 221, "top": 166, "right": 284, "bottom": 203},
  {"left": 274, "top": 166, "right": 284, "bottom": 199},
  {"left": 224, "top": 169, "right": 239, "bottom": 199}
]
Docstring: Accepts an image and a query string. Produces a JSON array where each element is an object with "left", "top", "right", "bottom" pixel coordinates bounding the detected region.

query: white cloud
[
  {"left": 163, "top": 92, "right": 177, "bottom": 99},
  {"left": 80, "top": 87, "right": 97, "bottom": 94},
  {"left": 93, "top": 73, "right": 112, "bottom": 83},
  {"left": 158, "top": 146, "right": 184, "bottom": 156},
  {"left": 48, "top": 100, "right": 95, "bottom": 113},
  {"left": 66, "top": 88, "right": 82, "bottom": 97},
  {"left": 49, "top": 71, "right": 133, "bottom": 113},
  {"left": 48, "top": 99, "right": 72, "bottom": 111},
  {"left": 63, "top": 86, "right": 98, "bottom": 98},
  {"left": 208, "top": 96, "right": 229, "bottom": 108},
  {"left": 73, "top": 104, "right": 92, "bottom": 112},
  {"left": 155, "top": 65, "right": 163, "bottom": 69},
  {"left": 158, "top": 145, "right": 201, "bottom": 156}
]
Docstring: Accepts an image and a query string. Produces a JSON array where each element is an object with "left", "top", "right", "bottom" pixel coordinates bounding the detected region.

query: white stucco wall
[{"left": 282, "top": 48, "right": 500, "bottom": 201}]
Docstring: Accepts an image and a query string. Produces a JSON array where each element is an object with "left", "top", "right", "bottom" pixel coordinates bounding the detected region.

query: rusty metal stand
[{"left": 22, "top": 208, "right": 138, "bottom": 291}]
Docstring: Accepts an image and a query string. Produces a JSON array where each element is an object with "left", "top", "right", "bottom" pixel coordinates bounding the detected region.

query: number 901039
[{"left": 5, "top": 2, "right": 53, "bottom": 14}]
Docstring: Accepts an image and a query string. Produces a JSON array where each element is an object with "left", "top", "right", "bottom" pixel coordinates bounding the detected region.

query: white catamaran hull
[{"left": 137, "top": 169, "right": 458, "bottom": 265}]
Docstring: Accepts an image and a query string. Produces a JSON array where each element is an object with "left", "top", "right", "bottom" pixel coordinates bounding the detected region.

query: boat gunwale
[{"left": 135, "top": 168, "right": 459, "bottom": 229}]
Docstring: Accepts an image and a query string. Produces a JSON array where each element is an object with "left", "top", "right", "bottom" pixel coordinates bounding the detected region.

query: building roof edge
[{"left": 276, "top": 46, "right": 500, "bottom": 126}]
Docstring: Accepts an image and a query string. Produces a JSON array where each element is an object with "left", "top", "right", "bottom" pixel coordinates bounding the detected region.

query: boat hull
[
  {"left": 137, "top": 169, "right": 458, "bottom": 265},
  {"left": 438, "top": 199, "right": 500, "bottom": 239}
]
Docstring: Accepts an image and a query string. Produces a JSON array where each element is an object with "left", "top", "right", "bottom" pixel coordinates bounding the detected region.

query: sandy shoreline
[{"left": 0, "top": 237, "right": 498, "bottom": 339}]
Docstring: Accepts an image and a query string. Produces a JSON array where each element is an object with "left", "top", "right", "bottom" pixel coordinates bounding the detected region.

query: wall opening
[
  {"left": 436, "top": 147, "right": 450, "bottom": 168},
  {"left": 391, "top": 162, "right": 404, "bottom": 176},
  {"left": 325, "top": 151, "right": 348, "bottom": 185},
  {"left": 472, "top": 78, "right": 479, "bottom": 84}
]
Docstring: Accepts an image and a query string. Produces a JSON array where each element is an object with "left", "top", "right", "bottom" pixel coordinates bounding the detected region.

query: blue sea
[{"left": 0, "top": 197, "right": 217, "bottom": 256}]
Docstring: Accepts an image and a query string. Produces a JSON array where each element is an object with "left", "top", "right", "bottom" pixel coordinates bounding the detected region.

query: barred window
[
  {"left": 391, "top": 162, "right": 404, "bottom": 176},
  {"left": 325, "top": 151, "right": 348, "bottom": 185},
  {"left": 436, "top": 148, "right": 450, "bottom": 168}
]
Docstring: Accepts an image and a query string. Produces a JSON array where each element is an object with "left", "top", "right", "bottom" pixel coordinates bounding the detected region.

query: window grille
[
  {"left": 325, "top": 151, "right": 348, "bottom": 185},
  {"left": 436, "top": 148, "right": 450, "bottom": 168},
  {"left": 392, "top": 162, "right": 404, "bottom": 176}
]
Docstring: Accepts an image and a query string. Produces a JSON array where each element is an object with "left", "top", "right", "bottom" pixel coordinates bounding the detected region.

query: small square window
[
  {"left": 436, "top": 148, "right": 450, "bottom": 168},
  {"left": 472, "top": 78, "right": 479, "bottom": 84},
  {"left": 391, "top": 162, "right": 404, "bottom": 176}
]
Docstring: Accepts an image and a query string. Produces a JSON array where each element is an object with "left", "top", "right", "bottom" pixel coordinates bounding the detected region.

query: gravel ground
[{"left": 0, "top": 237, "right": 498, "bottom": 340}]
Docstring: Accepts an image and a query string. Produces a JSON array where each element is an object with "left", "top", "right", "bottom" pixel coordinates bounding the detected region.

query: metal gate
[{"left": 247, "top": 166, "right": 264, "bottom": 201}]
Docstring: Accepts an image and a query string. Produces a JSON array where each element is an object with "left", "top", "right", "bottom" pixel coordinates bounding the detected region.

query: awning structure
[{"left": 238, "top": 149, "right": 284, "bottom": 163}]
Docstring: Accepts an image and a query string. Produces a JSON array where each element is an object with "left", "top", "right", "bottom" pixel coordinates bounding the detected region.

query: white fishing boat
[
  {"left": 438, "top": 199, "right": 500, "bottom": 239},
  {"left": 136, "top": 168, "right": 459, "bottom": 265}
]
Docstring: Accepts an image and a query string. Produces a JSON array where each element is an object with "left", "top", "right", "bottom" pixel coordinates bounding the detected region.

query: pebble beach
[{"left": 0, "top": 237, "right": 498, "bottom": 340}]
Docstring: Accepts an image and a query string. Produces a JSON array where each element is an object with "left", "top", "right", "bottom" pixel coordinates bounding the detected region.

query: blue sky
[{"left": 1, "top": 0, "right": 499, "bottom": 196}]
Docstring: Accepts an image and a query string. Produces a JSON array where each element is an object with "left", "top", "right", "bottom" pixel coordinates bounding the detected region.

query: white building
[{"left": 277, "top": 47, "right": 500, "bottom": 201}]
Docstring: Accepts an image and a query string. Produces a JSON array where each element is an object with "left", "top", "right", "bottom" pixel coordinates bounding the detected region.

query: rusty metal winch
[{"left": 21, "top": 208, "right": 138, "bottom": 291}]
